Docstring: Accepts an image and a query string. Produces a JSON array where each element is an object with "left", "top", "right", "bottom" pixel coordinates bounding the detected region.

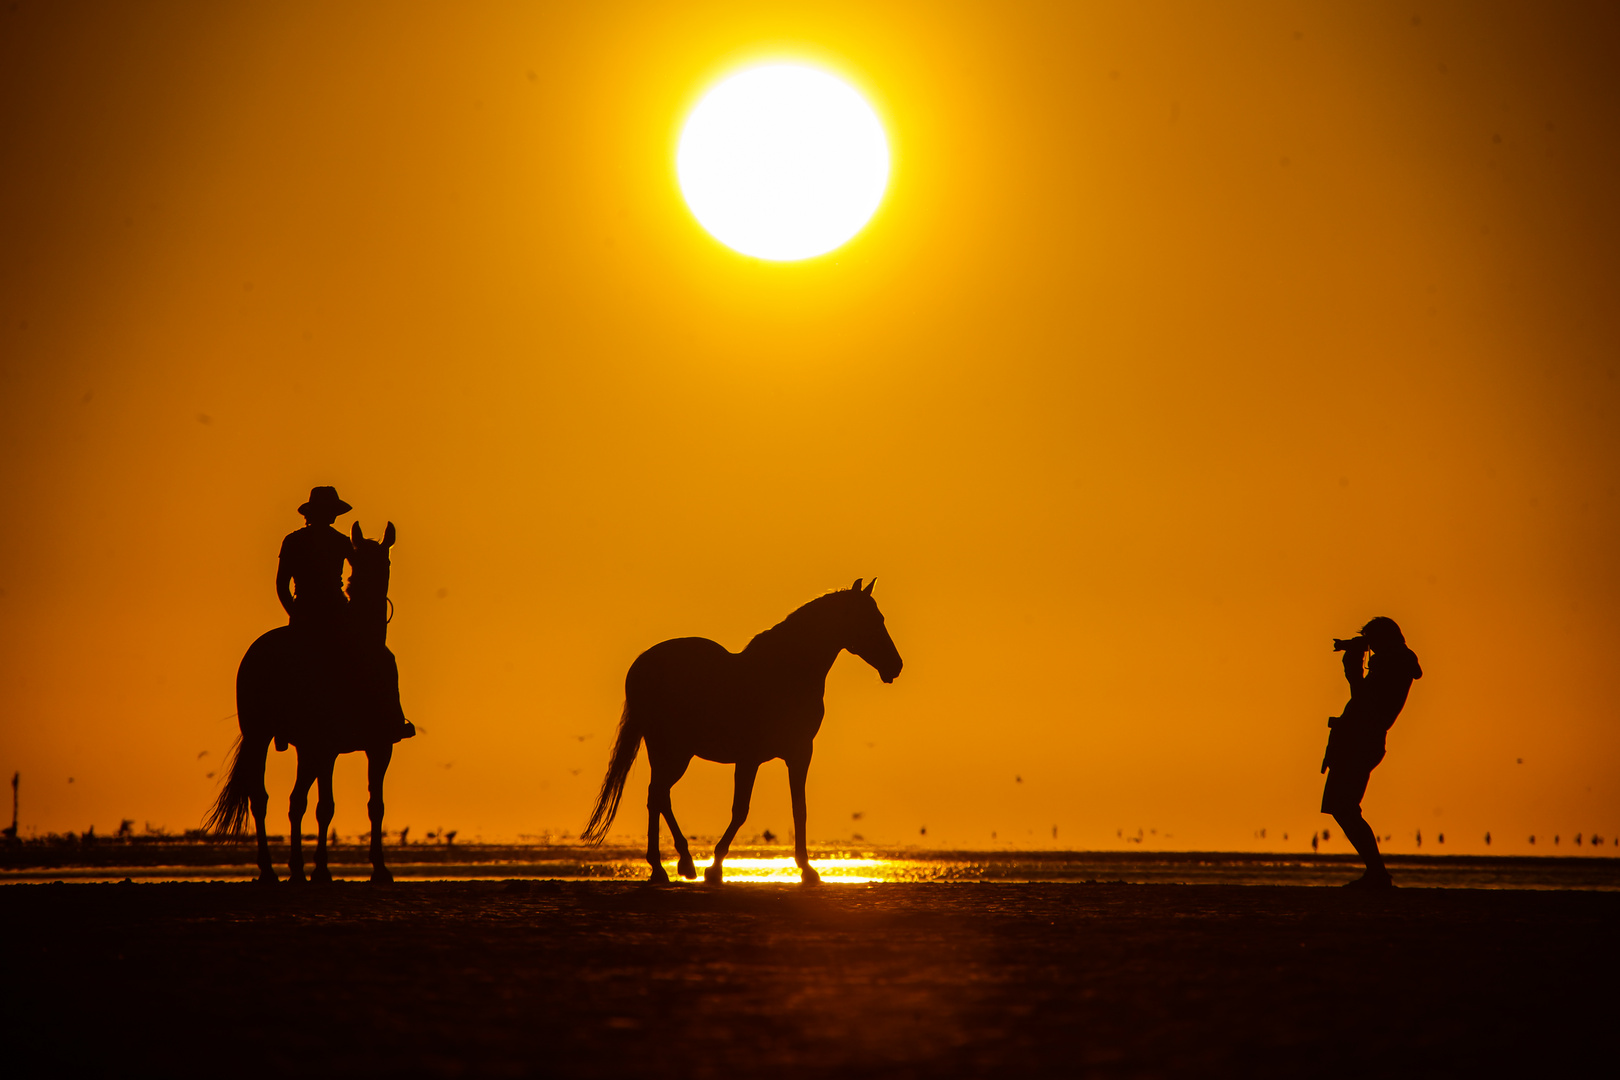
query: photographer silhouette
[{"left": 1321, "top": 616, "right": 1423, "bottom": 889}]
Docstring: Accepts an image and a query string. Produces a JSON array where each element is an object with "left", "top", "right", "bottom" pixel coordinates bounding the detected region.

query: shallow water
[{"left": 5, "top": 843, "right": 1618, "bottom": 889}]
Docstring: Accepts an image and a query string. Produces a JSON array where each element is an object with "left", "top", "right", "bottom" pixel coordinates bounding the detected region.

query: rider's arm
[{"left": 277, "top": 560, "right": 296, "bottom": 617}]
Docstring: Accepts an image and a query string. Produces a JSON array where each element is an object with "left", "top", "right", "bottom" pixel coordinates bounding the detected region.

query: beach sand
[{"left": 3, "top": 878, "right": 1615, "bottom": 1077}]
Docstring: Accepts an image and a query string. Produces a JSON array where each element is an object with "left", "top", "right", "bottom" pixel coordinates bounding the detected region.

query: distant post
[{"left": 3, "top": 771, "right": 17, "bottom": 841}]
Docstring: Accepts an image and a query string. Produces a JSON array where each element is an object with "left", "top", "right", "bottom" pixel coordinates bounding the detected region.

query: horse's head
[
  {"left": 841, "top": 578, "right": 903, "bottom": 683},
  {"left": 348, "top": 521, "right": 395, "bottom": 599}
]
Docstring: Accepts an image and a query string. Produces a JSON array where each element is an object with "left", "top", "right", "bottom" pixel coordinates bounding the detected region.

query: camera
[{"left": 1333, "top": 636, "right": 1367, "bottom": 653}]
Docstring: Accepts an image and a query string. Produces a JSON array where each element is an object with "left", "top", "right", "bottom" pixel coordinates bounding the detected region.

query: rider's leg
[
  {"left": 376, "top": 649, "right": 413, "bottom": 740},
  {"left": 706, "top": 761, "right": 760, "bottom": 883}
]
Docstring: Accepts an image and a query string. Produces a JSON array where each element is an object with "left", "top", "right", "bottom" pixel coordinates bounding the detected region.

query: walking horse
[
  {"left": 583, "top": 579, "right": 903, "bottom": 883},
  {"left": 206, "top": 522, "right": 412, "bottom": 882}
]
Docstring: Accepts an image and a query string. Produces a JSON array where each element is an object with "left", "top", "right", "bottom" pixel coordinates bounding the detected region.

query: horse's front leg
[
  {"left": 787, "top": 747, "right": 819, "bottom": 884},
  {"left": 705, "top": 761, "right": 760, "bottom": 884},
  {"left": 312, "top": 753, "right": 337, "bottom": 884},
  {"left": 367, "top": 743, "right": 394, "bottom": 883},
  {"left": 287, "top": 751, "right": 319, "bottom": 884}
]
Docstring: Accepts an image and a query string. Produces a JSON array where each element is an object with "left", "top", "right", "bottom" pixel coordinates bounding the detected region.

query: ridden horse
[
  {"left": 582, "top": 579, "right": 903, "bottom": 883},
  {"left": 206, "top": 522, "right": 411, "bottom": 883}
]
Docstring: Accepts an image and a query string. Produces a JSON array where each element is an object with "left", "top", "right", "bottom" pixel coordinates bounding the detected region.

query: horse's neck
[
  {"left": 347, "top": 564, "right": 390, "bottom": 645},
  {"left": 744, "top": 601, "right": 843, "bottom": 677}
]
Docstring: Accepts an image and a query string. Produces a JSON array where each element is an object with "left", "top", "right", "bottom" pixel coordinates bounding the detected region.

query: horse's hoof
[
  {"left": 370, "top": 867, "right": 394, "bottom": 884},
  {"left": 703, "top": 863, "right": 725, "bottom": 884},
  {"left": 255, "top": 870, "right": 279, "bottom": 885},
  {"left": 312, "top": 867, "right": 333, "bottom": 885},
  {"left": 678, "top": 853, "right": 697, "bottom": 880},
  {"left": 801, "top": 866, "right": 822, "bottom": 885},
  {"left": 288, "top": 871, "right": 307, "bottom": 885},
  {"left": 649, "top": 864, "right": 671, "bottom": 884}
]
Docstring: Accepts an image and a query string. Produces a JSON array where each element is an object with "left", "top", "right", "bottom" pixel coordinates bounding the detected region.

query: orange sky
[{"left": 3, "top": 1, "right": 1617, "bottom": 855}]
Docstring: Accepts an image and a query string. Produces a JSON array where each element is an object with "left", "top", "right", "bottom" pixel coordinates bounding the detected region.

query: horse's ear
[
  {"left": 851, "top": 578, "right": 863, "bottom": 593},
  {"left": 351, "top": 521, "right": 363, "bottom": 544},
  {"left": 863, "top": 578, "right": 876, "bottom": 596},
  {"left": 383, "top": 522, "right": 396, "bottom": 549}
]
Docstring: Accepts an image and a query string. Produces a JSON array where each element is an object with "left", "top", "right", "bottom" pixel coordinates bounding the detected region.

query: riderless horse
[
  {"left": 583, "top": 579, "right": 903, "bottom": 883},
  {"left": 206, "top": 522, "right": 411, "bottom": 883}
]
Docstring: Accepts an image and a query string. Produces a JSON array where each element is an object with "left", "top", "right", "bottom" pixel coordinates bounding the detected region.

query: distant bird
[
  {"left": 197, "top": 750, "right": 209, "bottom": 759},
  {"left": 569, "top": 769, "right": 581, "bottom": 776},
  {"left": 1015, "top": 775, "right": 1023, "bottom": 784},
  {"left": 851, "top": 811, "right": 863, "bottom": 821},
  {"left": 443, "top": 762, "right": 453, "bottom": 769},
  {"left": 1516, "top": 758, "right": 1523, "bottom": 764},
  {"left": 1529, "top": 835, "right": 1536, "bottom": 844},
  {"left": 762, "top": 829, "right": 776, "bottom": 842},
  {"left": 1484, "top": 831, "right": 1492, "bottom": 845},
  {"left": 68, "top": 777, "right": 74, "bottom": 784},
  {"left": 865, "top": 742, "right": 876, "bottom": 749},
  {"left": 1438, "top": 833, "right": 1444, "bottom": 844},
  {"left": 919, "top": 826, "right": 927, "bottom": 836},
  {"left": 574, "top": 734, "right": 593, "bottom": 742},
  {"left": 206, "top": 772, "right": 215, "bottom": 779}
]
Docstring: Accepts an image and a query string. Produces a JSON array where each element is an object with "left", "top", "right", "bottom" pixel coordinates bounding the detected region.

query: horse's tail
[
  {"left": 582, "top": 699, "right": 642, "bottom": 844},
  {"left": 203, "top": 733, "right": 254, "bottom": 837}
]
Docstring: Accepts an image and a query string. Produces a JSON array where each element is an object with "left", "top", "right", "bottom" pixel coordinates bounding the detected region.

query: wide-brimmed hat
[{"left": 298, "top": 486, "right": 353, "bottom": 518}]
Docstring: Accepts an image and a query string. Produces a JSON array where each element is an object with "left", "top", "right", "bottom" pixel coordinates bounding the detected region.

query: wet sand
[{"left": 3, "top": 879, "right": 1615, "bottom": 1077}]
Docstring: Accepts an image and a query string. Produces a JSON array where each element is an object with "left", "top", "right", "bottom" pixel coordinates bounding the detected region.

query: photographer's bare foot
[{"left": 1344, "top": 870, "right": 1394, "bottom": 890}]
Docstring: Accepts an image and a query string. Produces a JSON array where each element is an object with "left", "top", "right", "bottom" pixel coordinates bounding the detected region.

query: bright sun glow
[{"left": 677, "top": 64, "right": 889, "bottom": 261}]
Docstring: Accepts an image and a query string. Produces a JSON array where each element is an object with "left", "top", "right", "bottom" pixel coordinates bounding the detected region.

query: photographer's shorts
[{"left": 1321, "top": 765, "right": 1373, "bottom": 815}]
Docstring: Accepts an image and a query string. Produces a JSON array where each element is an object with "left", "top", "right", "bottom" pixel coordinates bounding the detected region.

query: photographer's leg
[
  {"left": 1323, "top": 765, "right": 1391, "bottom": 887},
  {"left": 1332, "top": 809, "right": 1388, "bottom": 880}
]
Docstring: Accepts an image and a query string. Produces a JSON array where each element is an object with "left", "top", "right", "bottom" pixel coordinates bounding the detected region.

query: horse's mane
[{"left": 741, "top": 589, "right": 853, "bottom": 657}]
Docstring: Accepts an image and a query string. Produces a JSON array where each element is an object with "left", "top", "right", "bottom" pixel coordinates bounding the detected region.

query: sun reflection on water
[{"left": 673, "top": 857, "right": 889, "bottom": 883}]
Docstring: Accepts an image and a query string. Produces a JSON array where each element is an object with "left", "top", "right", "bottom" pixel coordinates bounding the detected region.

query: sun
[{"left": 677, "top": 64, "right": 890, "bottom": 262}]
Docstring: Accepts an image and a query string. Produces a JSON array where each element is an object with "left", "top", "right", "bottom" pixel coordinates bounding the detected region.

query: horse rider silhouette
[{"left": 273, "top": 486, "right": 413, "bottom": 749}]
